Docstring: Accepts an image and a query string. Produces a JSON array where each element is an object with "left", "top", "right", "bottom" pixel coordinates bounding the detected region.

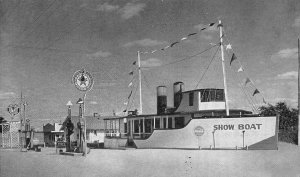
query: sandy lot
[{"left": 1, "top": 142, "right": 300, "bottom": 177}]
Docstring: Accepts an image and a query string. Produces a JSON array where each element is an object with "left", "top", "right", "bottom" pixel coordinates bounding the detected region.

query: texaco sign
[
  {"left": 7, "top": 104, "right": 20, "bottom": 117},
  {"left": 72, "top": 69, "right": 94, "bottom": 91}
]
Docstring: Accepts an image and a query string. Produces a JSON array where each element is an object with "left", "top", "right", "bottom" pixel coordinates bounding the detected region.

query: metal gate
[{"left": 0, "top": 122, "right": 20, "bottom": 148}]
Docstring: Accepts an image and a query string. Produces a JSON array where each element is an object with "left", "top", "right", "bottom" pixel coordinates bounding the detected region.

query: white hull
[{"left": 134, "top": 116, "right": 278, "bottom": 150}]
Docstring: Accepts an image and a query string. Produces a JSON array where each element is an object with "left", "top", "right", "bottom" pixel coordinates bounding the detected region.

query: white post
[
  {"left": 218, "top": 20, "right": 230, "bottom": 116},
  {"left": 298, "top": 38, "right": 300, "bottom": 146},
  {"left": 83, "top": 93, "right": 87, "bottom": 156},
  {"left": 138, "top": 51, "right": 143, "bottom": 114}
]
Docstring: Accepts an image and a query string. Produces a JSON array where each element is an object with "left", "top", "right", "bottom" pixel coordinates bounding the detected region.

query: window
[
  {"left": 189, "top": 92, "right": 194, "bottom": 106},
  {"left": 155, "top": 118, "right": 160, "bottom": 129},
  {"left": 201, "top": 89, "right": 224, "bottom": 102},
  {"left": 124, "top": 123, "right": 127, "bottom": 133},
  {"left": 145, "top": 119, "right": 152, "bottom": 133},
  {"left": 140, "top": 119, "right": 144, "bottom": 132},
  {"left": 175, "top": 117, "right": 185, "bottom": 128},
  {"left": 163, "top": 118, "right": 167, "bottom": 129},
  {"left": 134, "top": 120, "right": 139, "bottom": 133},
  {"left": 168, "top": 117, "right": 172, "bottom": 128}
]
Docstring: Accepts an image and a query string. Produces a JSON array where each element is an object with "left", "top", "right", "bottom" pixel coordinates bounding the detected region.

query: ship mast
[
  {"left": 218, "top": 20, "right": 230, "bottom": 116},
  {"left": 298, "top": 38, "right": 300, "bottom": 146},
  {"left": 137, "top": 51, "right": 143, "bottom": 114}
]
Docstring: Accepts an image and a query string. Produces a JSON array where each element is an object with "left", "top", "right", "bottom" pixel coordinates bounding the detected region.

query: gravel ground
[{"left": 1, "top": 142, "right": 300, "bottom": 177}]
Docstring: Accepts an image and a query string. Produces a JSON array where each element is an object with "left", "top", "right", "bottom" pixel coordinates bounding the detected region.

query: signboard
[
  {"left": 7, "top": 104, "right": 20, "bottom": 117},
  {"left": 56, "top": 141, "right": 66, "bottom": 148},
  {"left": 72, "top": 69, "right": 94, "bottom": 92},
  {"left": 194, "top": 126, "right": 205, "bottom": 136}
]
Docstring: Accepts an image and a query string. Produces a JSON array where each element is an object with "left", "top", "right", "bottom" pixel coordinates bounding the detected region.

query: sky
[{"left": 0, "top": 0, "right": 299, "bottom": 126}]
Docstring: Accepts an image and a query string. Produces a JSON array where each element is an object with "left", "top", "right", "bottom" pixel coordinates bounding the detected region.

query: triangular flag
[
  {"left": 133, "top": 61, "right": 136, "bottom": 65},
  {"left": 226, "top": 44, "right": 232, "bottom": 50},
  {"left": 128, "top": 91, "right": 132, "bottom": 99},
  {"left": 128, "top": 82, "right": 133, "bottom": 87},
  {"left": 170, "top": 41, "right": 179, "bottom": 47},
  {"left": 123, "top": 109, "right": 127, "bottom": 112},
  {"left": 187, "top": 32, "right": 197, "bottom": 36},
  {"left": 253, "top": 89, "right": 260, "bottom": 96},
  {"left": 180, "top": 37, "right": 187, "bottom": 41},
  {"left": 151, "top": 50, "right": 157, "bottom": 53},
  {"left": 263, "top": 98, "right": 267, "bottom": 104},
  {"left": 201, "top": 27, "right": 206, "bottom": 31},
  {"left": 245, "top": 78, "right": 251, "bottom": 86},
  {"left": 209, "top": 23, "right": 215, "bottom": 26},
  {"left": 163, "top": 45, "right": 170, "bottom": 50},
  {"left": 237, "top": 66, "right": 244, "bottom": 72},
  {"left": 129, "top": 71, "right": 133, "bottom": 75},
  {"left": 230, "top": 53, "right": 237, "bottom": 65}
]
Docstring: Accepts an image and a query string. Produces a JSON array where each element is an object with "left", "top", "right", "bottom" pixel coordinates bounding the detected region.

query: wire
[
  {"left": 194, "top": 45, "right": 220, "bottom": 89},
  {"left": 142, "top": 44, "right": 219, "bottom": 69}
]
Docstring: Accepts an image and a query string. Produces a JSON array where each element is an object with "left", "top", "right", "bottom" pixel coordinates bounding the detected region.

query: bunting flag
[
  {"left": 187, "top": 32, "right": 197, "bottom": 36},
  {"left": 123, "top": 109, "right": 127, "bottom": 112},
  {"left": 226, "top": 44, "right": 232, "bottom": 50},
  {"left": 128, "top": 82, "right": 133, "bottom": 87},
  {"left": 253, "top": 89, "right": 260, "bottom": 96},
  {"left": 133, "top": 61, "right": 136, "bottom": 65},
  {"left": 128, "top": 90, "right": 132, "bottom": 99},
  {"left": 237, "top": 66, "right": 244, "bottom": 72},
  {"left": 129, "top": 71, "right": 133, "bottom": 75},
  {"left": 170, "top": 41, "right": 179, "bottom": 47},
  {"left": 263, "top": 98, "right": 267, "bottom": 104},
  {"left": 230, "top": 53, "right": 237, "bottom": 65},
  {"left": 138, "top": 22, "right": 216, "bottom": 55},
  {"left": 245, "top": 78, "right": 251, "bottom": 86},
  {"left": 180, "top": 37, "right": 187, "bottom": 41}
]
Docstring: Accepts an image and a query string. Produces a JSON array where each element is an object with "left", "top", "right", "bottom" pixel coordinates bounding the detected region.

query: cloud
[
  {"left": 89, "top": 101, "right": 98, "bottom": 105},
  {"left": 93, "top": 2, "right": 145, "bottom": 19},
  {"left": 87, "top": 50, "right": 112, "bottom": 58},
  {"left": 0, "top": 92, "right": 15, "bottom": 99},
  {"left": 276, "top": 71, "right": 298, "bottom": 80},
  {"left": 271, "top": 48, "right": 297, "bottom": 61},
  {"left": 119, "top": 3, "right": 146, "bottom": 19},
  {"left": 96, "top": 2, "right": 120, "bottom": 12},
  {"left": 141, "top": 58, "right": 162, "bottom": 67},
  {"left": 293, "top": 16, "right": 300, "bottom": 27},
  {"left": 123, "top": 38, "right": 167, "bottom": 47}
]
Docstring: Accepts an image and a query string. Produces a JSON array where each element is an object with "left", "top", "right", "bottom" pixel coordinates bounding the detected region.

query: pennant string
[{"left": 139, "top": 22, "right": 216, "bottom": 55}]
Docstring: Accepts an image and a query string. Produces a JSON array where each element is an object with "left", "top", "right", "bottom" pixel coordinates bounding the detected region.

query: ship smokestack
[
  {"left": 157, "top": 86, "right": 167, "bottom": 115},
  {"left": 174, "top": 82, "right": 184, "bottom": 109}
]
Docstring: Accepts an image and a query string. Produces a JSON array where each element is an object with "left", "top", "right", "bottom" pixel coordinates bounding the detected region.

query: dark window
[
  {"left": 163, "top": 118, "right": 167, "bottom": 129},
  {"left": 140, "top": 119, "right": 144, "bottom": 132},
  {"left": 168, "top": 117, "right": 172, "bottom": 128},
  {"left": 201, "top": 89, "right": 224, "bottom": 102},
  {"left": 134, "top": 120, "right": 139, "bottom": 133},
  {"left": 175, "top": 117, "right": 185, "bottom": 128},
  {"left": 124, "top": 123, "right": 127, "bottom": 133},
  {"left": 155, "top": 118, "right": 160, "bottom": 129},
  {"left": 145, "top": 119, "right": 152, "bottom": 133},
  {"left": 189, "top": 92, "right": 194, "bottom": 106}
]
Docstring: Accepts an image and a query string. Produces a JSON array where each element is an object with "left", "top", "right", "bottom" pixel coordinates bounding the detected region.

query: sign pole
[{"left": 297, "top": 38, "right": 300, "bottom": 146}]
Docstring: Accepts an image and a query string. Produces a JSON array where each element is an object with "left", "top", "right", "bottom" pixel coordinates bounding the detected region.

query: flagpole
[
  {"left": 298, "top": 38, "right": 300, "bottom": 146},
  {"left": 218, "top": 20, "right": 230, "bottom": 116},
  {"left": 138, "top": 51, "right": 143, "bottom": 114}
]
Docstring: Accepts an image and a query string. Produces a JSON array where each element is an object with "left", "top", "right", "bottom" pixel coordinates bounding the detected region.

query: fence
[{"left": 0, "top": 122, "right": 21, "bottom": 148}]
